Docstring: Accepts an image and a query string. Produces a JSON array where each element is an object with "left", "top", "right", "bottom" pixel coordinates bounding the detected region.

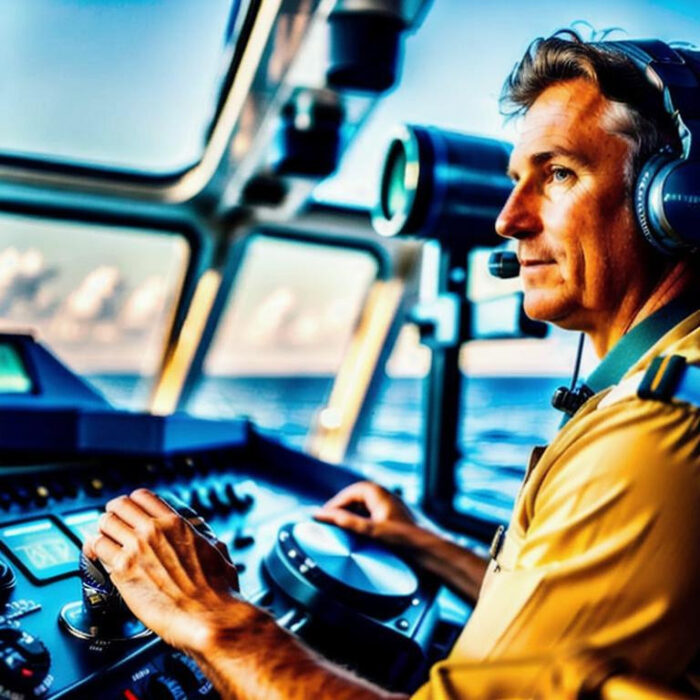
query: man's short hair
[{"left": 500, "top": 30, "right": 681, "bottom": 188}]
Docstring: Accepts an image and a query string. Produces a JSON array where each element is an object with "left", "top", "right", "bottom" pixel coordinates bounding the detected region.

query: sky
[
  {"left": 316, "top": 0, "right": 700, "bottom": 206},
  {"left": 0, "top": 0, "right": 235, "bottom": 172},
  {"left": 204, "top": 236, "right": 379, "bottom": 375},
  {"left": 0, "top": 214, "right": 189, "bottom": 377}
]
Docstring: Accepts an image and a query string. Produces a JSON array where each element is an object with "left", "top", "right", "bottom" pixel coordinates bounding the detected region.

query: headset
[
  {"left": 602, "top": 39, "right": 700, "bottom": 256},
  {"left": 490, "top": 38, "right": 700, "bottom": 280}
]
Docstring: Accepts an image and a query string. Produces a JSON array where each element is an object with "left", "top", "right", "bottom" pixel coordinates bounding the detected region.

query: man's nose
[{"left": 495, "top": 184, "right": 542, "bottom": 240}]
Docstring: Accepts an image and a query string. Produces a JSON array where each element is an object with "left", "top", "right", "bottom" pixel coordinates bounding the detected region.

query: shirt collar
[{"left": 584, "top": 291, "right": 699, "bottom": 395}]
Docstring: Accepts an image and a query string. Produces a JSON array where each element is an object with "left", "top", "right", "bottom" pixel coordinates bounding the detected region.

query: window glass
[
  {"left": 0, "top": 212, "right": 190, "bottom": 408},
  {"left": 344, "top": 322, "right": 429, "bottom": 503},
  {"left": 454, "top": 367, "right": 563, "bottom": 523},
  {"left": 0, "top": 0, "right": 240, "bottom": 173},
  {"left": 186, "top": 235, "right": 380, "bottom": 449},
  {"left": 454, "top": 251, "right": 596, "bottom": 524}
]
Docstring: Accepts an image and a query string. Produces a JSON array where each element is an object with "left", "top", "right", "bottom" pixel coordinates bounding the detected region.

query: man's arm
[
  {"left": 190, "top": 602, "right": 407, "bottom": 700},
  {"left": 315, "top": 481, "right": 489, "bottom": 602},
  {"left": 85, "top": 489, "right": 407, "bottom": 700}
]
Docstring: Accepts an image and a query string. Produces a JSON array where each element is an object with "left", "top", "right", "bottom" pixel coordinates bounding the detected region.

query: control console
[
  {"left": 0, "top": 437, "right": 443, "bottom": 698},
  {"left": 0, "top": 328, "right": 450, "bottom": 698}
]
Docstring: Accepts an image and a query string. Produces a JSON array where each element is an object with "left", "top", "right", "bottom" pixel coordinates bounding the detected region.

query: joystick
[{"left": 59, "top": 492, "right": 219, "bottom": 643}]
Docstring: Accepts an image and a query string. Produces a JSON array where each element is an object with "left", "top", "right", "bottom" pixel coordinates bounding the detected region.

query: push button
[
  {"left": 190, "top": 488, "right": 214, "bottom": 517},
  {"left": 232, "top": 530, "right": 255, "bottom": 549},
  {"left": 0, "top": 628, "right": 51, "bottom": 695}
]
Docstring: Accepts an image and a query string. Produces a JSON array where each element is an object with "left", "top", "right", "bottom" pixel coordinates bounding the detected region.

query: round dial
[
  {"left": 146, "top": 674, "right": 188, "bottom": 700},
  {"left": 165, "top": 652, "right": 215, "bottom": 697},
  {"left": 265, "top": 521, "right": 419, "bottom": 617},
  {"left": 0, "top": 560, "right": 15, "bottom": 600},
  {"left": 292, "top": 521, "right": 417, "bottom": 599},
  {"left": 0, "top": 628, "right": 51, "bottom": 699}
]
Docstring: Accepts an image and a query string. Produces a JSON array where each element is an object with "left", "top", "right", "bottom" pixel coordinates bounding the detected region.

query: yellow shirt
[{"left": 414, "top": 310, "right": 700, "bottom": 698}]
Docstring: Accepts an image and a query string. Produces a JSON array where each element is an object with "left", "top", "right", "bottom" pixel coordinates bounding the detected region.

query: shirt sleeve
[{"left": 412, "top": 399, "right": 700, "bottom": 699}]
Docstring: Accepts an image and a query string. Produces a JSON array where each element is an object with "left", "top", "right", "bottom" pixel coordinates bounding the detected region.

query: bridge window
[
  {"left": 0, "top": 0, "right": 241, "bottom": 173},
  {"left": 184, "top": 232, "right": 381, "bottom": 451},
  {"left": 0, "top": 210, "right": 190, "bottom": 408}
]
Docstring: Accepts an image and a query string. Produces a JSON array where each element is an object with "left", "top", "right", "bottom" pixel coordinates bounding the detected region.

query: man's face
[{"left": 496, "top": 78, "right": 647, "bottom": 333}]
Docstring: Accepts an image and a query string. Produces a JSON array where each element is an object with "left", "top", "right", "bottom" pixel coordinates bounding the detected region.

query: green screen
[{"left": 0, "top": 342, "right": 33, "bottom": 393}]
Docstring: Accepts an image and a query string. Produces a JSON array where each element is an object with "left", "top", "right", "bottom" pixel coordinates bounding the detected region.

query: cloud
[
  {"left": 242, "top": 287, "right": 297, "bottom": 346},
  {"left": 0, "top": 246, "right": 58, "bottom": 315},
  {"left": 47, "top": 265, "right": 124, "bottom": 344},
  {"left": 64, "top": 265, "right": 123, "bottom": 322},
  {"left": 119, "top": 275, "right": 168, "bottom": 333}
]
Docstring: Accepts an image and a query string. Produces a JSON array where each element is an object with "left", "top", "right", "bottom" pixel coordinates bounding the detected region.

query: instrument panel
[{"left": 0, "top": 437, "right": 445, "bottom": 699}]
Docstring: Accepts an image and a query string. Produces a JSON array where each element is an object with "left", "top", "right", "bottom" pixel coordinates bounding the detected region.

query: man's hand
[
  {"left": 83, "top": 487, "right": 408, "bottom": 700},
  {"left": 316, "top": 481, "right": 489, "bottom": 602},
  {"left": 83, "top": 488, "right": 257, "bottom": 654},
  {"left": 314, "top": 481, "right": 419, "bottom": 548}
]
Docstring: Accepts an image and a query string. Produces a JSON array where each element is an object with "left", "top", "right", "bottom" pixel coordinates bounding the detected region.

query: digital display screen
[
  {"left": 62, "top": 510, "right": 102, "bottom": 543},
  {"left": 1, "top": 518, "right": 80, "bottom": 581},
  {"left": 0, "top": 342, "right": 33, "bottom": 394}
]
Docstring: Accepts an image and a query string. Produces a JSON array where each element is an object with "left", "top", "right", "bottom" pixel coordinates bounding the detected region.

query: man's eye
[{"left": 550, "top": 166, "right": 573, "bottom": 183}]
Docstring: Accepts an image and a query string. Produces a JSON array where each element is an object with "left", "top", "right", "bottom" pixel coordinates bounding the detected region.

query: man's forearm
[
  {"left": 189, "top": 600, "right": 408, "bottom": 700},
  {"left": 401, "top": 526, "right": 489, "bottom": 602}
]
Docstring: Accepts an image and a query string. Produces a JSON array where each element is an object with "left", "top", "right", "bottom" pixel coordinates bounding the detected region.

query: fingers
[
  {"left": 97, "top": 510, "right": 139, "bottom": 550},
  {"left": 82, "top": 534, "right": 99, "bottom": 560},
  {"left": 95, "top": 489, "right": 236, "bottom": 596},
  {"left": 322, "top": 481, "right": 385, "bottom": 513},
  {"left": 130, "top": 489, "right": 174, "bottom": 518},
  {"left": 104, "top": 494, "right": 150, "bottom": 527},
  {"left": 314, "top": 507, "right": 374, "bottom": 537},
  {"left": 92, "top": 532, "right": 122, "bottom": 570}
]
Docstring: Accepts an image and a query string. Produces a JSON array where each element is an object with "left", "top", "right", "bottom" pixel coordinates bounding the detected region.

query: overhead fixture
[
  {"left": 273, "top": 88, "right": 345, "bottom": 177},
  {"left": 327, "top": 0, "right": 412, "bottom": 92}
]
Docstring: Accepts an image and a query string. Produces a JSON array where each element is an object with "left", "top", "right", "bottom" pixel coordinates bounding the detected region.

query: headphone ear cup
[
  {"left": 635, "top": 151, "right": 700, "bottom": 255},
  {"left": 634, "top": 149, "right": 676, "bottom": 255}
]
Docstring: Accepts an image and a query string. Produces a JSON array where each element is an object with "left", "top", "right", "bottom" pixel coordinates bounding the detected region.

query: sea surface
[{"left": 90, "top": 374, "right": 565, "bottom": 525}]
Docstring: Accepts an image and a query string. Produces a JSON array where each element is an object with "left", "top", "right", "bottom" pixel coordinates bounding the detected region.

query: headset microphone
[{"left": 488, "top": 250, "right": 520, "bottom": 278}]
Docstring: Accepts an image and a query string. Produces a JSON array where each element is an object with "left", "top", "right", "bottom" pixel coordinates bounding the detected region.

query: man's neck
[{"left": 588, "top": 261, "right": 696, "bottom": 358}]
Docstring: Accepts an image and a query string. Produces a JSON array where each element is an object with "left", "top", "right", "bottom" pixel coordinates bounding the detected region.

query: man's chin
[{"left": 522, "top": 294, "right": 578, "bottom": 328}]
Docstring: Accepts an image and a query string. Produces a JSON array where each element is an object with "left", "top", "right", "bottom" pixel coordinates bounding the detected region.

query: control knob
[
  {"left": 165, "top": 652, "right": 216, "bottom": 697},
  {"left": 0, "top": 559, "right": 15, "bottom": 601},
  {"left": 59, "top": 493, "right": 222, "bottom": 643},
  {"left": 146, "top": 674, "right": 187, "bottom": 700},
  {"left": 0, "top": 628, "right": 51, "bottom": 699},
  {"left": 58, "top": 553, "right": 153, "bottom": 643}
]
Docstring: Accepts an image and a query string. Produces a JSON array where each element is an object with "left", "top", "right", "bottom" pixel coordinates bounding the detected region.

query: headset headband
[
  {"left": 595, "top": 39, "right": 700, "bottom": 254},
  {"left": 602, "top": 40, "right": 700, "bottom": 158}
]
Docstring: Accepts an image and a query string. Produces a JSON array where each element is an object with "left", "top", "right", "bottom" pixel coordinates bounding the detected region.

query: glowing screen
[{"left": 1, "top": 518, "right": 80, "bottom": 580}]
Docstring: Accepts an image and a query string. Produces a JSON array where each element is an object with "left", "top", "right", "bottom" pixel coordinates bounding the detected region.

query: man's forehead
[{"left": 508, "top": 79, "right": 620, "bottom": 170}]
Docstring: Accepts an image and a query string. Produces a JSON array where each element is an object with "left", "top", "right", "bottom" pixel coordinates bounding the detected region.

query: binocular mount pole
[{"left": 411, "top": 244, "right": 472, "bottom": 522}]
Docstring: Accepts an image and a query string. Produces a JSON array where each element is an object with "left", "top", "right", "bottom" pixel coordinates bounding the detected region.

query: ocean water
[{"left": 90, "top": 374, "right": 565, "bottom": 525}]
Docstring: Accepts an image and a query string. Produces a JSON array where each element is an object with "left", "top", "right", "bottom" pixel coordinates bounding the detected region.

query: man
[{"left": 85, "top": 33, "right": 700, "bottom": 697}]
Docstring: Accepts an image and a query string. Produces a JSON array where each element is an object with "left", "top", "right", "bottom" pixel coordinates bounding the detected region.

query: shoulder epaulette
[{"left": 638, "top": 355, "right": 700, "bottom": 407}]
